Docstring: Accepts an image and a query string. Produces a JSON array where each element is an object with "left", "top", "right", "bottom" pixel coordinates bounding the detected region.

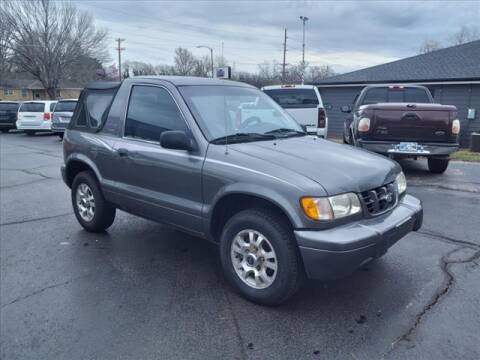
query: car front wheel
[
  {"left": 220, "top": 208, "right": 303, "bottom": 305},
  {"left": 72, "top": 171, "right": 116, "bottom": 232}
]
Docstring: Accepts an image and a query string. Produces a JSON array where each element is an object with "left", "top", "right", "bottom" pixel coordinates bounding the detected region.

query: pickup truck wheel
[
  {"left": 428, "top": 158, "right": 449, "bottom": 174},
  {"left": 220, "top": 209, "right": 303, "bottom": 305},
  {"left": 72, "top": 171, "right": 116, "bottom": 232}
]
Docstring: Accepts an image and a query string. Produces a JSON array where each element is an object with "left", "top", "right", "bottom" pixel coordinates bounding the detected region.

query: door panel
[
  {"left": 111, "top": 84, "right": 204, "bottom": 234},
  {"left": 113, "top": 138, "right": 204, "bottom": 233}
]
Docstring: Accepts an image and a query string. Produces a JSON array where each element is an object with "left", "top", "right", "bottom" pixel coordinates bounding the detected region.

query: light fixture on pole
[
  {"left": 197, "top": 45, "right": 214, "bottom": 78},
  {"left": 299, "top": 16, "right": 309, "bottom": 84}
]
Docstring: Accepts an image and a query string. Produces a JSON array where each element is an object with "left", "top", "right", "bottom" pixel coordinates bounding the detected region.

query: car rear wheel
[
  {"left": 428, "top": 158, "right": 449, "bottom": 174},
  {"left": 220, "top": 208, "right": 303, "bottom": 305},
  {"left": 25, "top": 131, "right": 35, "bottom": 136},
  {"left": 58, "top": 133, "right": 64, "bottom": 139},
  {"left": 72, "top": 171, "right": 116, "bottom": 232}
]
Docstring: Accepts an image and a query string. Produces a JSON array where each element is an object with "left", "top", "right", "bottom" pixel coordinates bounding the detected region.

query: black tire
[
  {"left": 1, "top": 129, "right": 9, "bottom": 133},
  {"left": 58, "top": 133, "right": 64, "bottom": 139},
  {"left": 428, "top": 158, "right": 449, "bottom": 174},
  {"left": 71, "top": 171, "right": 116, "bottom": 232},
  {"left": 25, "top": 131, "right": 35, "bottom": 136},
  {"left": 220, "top": 208, "right": 303, "bottom": 305}
]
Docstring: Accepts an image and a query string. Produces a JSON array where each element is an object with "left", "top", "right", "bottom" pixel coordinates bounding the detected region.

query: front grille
[{"left": 361, "top": 182, "right": 397, "bottom": 216}]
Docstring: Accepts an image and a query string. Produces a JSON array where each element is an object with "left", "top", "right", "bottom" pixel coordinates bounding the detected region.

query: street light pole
[
  {"left": 197, "top": 45, "right": 214, "bottom": 78},
  {"left": 299, "top": 16, "right": 309, "bottom": 84}
]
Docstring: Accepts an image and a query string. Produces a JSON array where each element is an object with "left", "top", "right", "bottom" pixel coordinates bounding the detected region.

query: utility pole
[
  {"left": 282, "top": 28, "right": 287, "bottom": 84},
  {"left": 115, "top": 38, "right": 125, "bottom": 81},
  {"left": 299, "top": 16, "right": 309, "bottom": 84}
]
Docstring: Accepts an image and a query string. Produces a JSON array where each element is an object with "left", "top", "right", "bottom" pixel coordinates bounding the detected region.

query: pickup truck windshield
[
  {"left": 179, "top": 85, "right": 303, "bottom": 141},
  {"left": 263, "top": 88, "right": 319, "bottom": 109},
  {"left": 362, "top": 87, "right": 431, "bottom": 105}
]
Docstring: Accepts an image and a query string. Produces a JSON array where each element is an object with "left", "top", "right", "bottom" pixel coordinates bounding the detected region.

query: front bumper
[
  {"left": 295, "top": 194, "right": 422, "bottom": 280},
  {"left": 358, "top": 140, "right": 458, "bottom": 157}
]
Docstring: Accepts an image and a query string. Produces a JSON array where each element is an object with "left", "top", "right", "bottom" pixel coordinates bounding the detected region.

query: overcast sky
[{"left": 74, "top": 0, "right": 480, "bottom": 74}]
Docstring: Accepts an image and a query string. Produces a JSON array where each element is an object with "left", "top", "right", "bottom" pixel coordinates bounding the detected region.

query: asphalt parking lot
[{"left": 1, "top": 132, "right": 479, "bottom": 360}]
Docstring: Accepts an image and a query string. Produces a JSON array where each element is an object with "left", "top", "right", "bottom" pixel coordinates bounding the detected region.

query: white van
[
  {"left": 262, "top": 85, "right": 328, "bottom": 137},
  {"left": 16, "top": 100, "right": 57, "bottom": 135}
]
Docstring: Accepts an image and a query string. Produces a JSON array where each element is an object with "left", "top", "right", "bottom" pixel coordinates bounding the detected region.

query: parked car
[
  {"left": 16, "top": 100, "right": 58, "bottom": 135},
  {"left": 62, "top": 77, "right": 422, "bottom": 305},
  {"left": 52, "top": 99, "right": 78, "bottom": 139},
  {"left": 342, "top": 85, "right": 459, "bottom": 173},
  {"left": 262, "top": 84, "right": 328, "bottom": 137},
  {"left": 0, "top": 101, "right": 21, "bottom": 133}
]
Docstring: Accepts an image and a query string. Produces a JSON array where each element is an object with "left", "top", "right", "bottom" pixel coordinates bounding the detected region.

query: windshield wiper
[
  {"left": 211, "top": 132, "right": 276, "bottom": 144},
  {"left": 264, "top": 128, "right": 306, "bottom": 137}
]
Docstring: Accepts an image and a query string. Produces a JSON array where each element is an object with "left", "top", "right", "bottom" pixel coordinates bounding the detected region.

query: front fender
[{"left": 205, "top": 182, "right": 304, "bottom": 237}]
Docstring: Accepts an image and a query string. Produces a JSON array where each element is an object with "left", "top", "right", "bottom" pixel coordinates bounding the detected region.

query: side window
[
  {"left": 125, "top": 85, "right": 187, "bottom": 142},
  {"left": 86, "top": 93, "right": 114, "bottom": 128},
  {"left": 50, "top": 103, "right": 56, "bottom": 112}
]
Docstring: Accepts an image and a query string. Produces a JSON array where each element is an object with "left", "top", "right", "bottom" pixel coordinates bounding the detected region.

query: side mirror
[
  {"left": 160, "top": 130, "right": 193, "bottom": 151},
  {"left": 341, "top": 105, "right": 352, "bottom": 113}
]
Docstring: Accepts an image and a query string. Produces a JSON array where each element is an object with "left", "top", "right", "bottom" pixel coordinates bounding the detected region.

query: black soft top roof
[{"left": 84, "top": 81, "right": 121, "bottom": 90}]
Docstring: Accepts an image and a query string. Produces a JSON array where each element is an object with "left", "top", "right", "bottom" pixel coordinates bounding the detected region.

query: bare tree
[
  {"left": 0, "top": 12, "right": 13, "bottom": 84},
  {"left": 123, "top": 61, "right": 156, "bottom": 76},
  {"left": 307, "top": 65, "right": 335, "bottom": 82},
  {"left": 1, "top": 0, "right": 107, "bottom": 99},
  {"left": 419, "top": 39, "right": 442, "bottom": 54},
  {"left": 173, "top": 47, "right": 196, "bottom": 75},
  {"left": 449, "top": 25, "right": 480, "bottom": 45}
]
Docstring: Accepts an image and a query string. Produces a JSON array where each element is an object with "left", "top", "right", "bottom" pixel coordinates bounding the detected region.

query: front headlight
[
  {"left": 396, "top": 172, "right": 407, "bottom": 195},
  {"left": 301, "top": 193, "right": 362, "bottom": 221}
]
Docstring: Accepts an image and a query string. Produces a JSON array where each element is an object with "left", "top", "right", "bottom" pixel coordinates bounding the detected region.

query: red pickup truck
[{"left": 342, "top": 85, "right": 460, "bottom": 173}]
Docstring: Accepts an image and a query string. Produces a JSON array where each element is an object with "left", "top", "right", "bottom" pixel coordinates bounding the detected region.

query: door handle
[{"left": 117, "top": 148, "right": 129, "bottom": 157}]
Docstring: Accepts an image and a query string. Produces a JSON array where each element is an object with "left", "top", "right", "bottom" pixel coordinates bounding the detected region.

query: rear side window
[
  {"left": 49, "top": 103, "right": 56, "bottom": 112},
  {"left": 0, "top": 103, "right": 19, "bottom": 111},
  {"left": 86, "top": 94, "right": 113, "bottom": 128},
  {"left": 125, "top": 85, "right": 186, "bottom": 142},
  {"left": 264, "top": 88, "right": 319, "bottom": 108},
  {"left": 19, "top": 103, "right": 45, "bottom": 112},
  {"left": 54, "top": 101, "right": 77, "bottom": 112},
  {"left": 71, "top": 88, "right": 116, "bottom": 130}
]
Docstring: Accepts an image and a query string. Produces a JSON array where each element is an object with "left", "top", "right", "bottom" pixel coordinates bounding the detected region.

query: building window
[
  {"left": 3, "top": 89, "right": 14, "bottom": 96},
  {"left": 56, "top": 90, "right": 61, "bottom": 98},
  {"left": 21, "top": 89, "right": 28, "bottom": 97}
]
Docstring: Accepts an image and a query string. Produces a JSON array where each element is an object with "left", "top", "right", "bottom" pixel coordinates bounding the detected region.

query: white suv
[
  {"left": 262, "top": 85, "right": 328, "bottom": 137},
  {"left": 16, "top": 100, "right": 57, "bottom": 136}
]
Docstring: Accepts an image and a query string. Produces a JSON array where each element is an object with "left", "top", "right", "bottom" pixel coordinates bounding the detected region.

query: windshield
[
  {"left": 263, "top": 88, "right": 319, "bottom": 109},
  {"left": 362, "top": 87, "right": 431, "bottom": 105},
  {"left": 179, "top": 85, "right": 303, "bottom": 142},
  {"left": 54, "top": 101, "right": 77, "bottom": 112},
  {"left": 19, "top": 103, "right": 45, "bottom": 112},
  {"left": 0, "top": 103, "right": 19, "bottom": 112}
]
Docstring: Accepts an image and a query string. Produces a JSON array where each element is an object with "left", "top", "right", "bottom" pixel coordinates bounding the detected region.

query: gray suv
[{"left": 61, "top": 77, "right": 423, "bottom": 305}]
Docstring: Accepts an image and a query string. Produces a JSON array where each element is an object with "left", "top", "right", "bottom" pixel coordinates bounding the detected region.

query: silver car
[{"left": 52, "top": 99, "right": 78, "bottom": 139}]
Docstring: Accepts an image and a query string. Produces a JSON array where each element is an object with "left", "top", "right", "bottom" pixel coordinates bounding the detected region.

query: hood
[{"left": 229, "top": 137, "right": 400, "bottom": 195}]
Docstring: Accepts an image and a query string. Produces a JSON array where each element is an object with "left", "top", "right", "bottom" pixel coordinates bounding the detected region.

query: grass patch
[{"left": 451, "top": 150, "right": 480, "bottom": 162}]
